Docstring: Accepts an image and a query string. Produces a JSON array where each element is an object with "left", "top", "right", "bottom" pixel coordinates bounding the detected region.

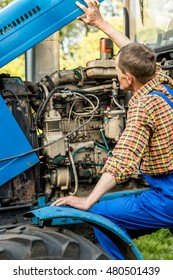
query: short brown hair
[{"left": 117, "top": 43, "right": 156, "bottom": 84}]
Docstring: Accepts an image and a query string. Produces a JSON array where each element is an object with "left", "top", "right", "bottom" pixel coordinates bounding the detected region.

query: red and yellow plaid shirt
[{"left": 101, "top": 67, "right": 173, "bottom": 184}]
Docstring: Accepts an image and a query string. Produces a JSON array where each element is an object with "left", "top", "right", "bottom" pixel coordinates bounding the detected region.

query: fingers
[
  {"left": 76, "top": 1, "right": 87, "bottom": 12},
  {"left": 51, "top": 197, "right": 67, "bottom": 206},
  {"left": 84, "top": 0, "right": 100, "bottom": 7},
  {"left": 91, "top": 0, "right": 100, "bottom": 7},
  {"left": 51, "top": 196, "right": 90, "bottom": 210},
  {"left": 76, "top": 0, "right": 101, "bottom": 24},
  {"left": 76, "top": 0, "right": 100, "bottom": 10}
]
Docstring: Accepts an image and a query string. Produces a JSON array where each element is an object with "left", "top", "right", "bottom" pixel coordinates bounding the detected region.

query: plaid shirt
[{"left": 101, "top": 66, "right": 173, "bottom": 184}]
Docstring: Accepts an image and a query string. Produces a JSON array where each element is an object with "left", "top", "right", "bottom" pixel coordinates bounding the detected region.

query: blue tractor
[{"left": 0, "top": 0, "right": 172, "bottom": 260}]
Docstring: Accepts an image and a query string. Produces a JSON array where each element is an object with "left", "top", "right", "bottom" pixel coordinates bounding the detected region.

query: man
[{"left": 52, "top": 0, "right": 173, "bottom": 259}]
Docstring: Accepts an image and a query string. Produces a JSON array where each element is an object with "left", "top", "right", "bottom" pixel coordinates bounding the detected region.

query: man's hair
[{"left": 117, "top": 43, "right": 156, "bottom": 84}]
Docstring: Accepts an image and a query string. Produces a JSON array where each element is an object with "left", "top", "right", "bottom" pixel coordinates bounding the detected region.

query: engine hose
[
  {"left": 95, "top": 142, "right": 109, "bottom": 152},
  {"left": 36, "top": 85, "right": 65, "bottom": 123},
  {"left": 72, "top": 146, "right": 88, "bottom": 159},
  {"left": 112, "top": 96, "right": 125, "bottom": 111},
  {"left": 68, "top": 151, "right": 78, "bottom": 196}
]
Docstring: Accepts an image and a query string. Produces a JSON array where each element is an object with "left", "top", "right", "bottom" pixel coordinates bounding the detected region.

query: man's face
[{"left": 115, "top": 55, "right": 133, "bottom": 91}]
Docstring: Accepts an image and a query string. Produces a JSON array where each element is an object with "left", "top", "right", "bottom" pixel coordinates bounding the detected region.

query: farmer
[{"left": 52, "top": 0, "right": 173, "bottom": 259}]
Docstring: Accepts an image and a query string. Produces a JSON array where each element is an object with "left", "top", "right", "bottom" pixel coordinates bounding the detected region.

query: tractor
[{"left": 0, "top": 0, "right": 173, "bottom": 260}]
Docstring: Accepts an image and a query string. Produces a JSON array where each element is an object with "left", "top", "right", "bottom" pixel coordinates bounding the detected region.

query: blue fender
[{"left": 24, "top": 205, "right": 143, "bottom": 260}]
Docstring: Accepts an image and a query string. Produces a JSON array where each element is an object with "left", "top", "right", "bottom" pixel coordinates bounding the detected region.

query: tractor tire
[{"left": 0, "top": 224, "right": 111, "bottom": 260}]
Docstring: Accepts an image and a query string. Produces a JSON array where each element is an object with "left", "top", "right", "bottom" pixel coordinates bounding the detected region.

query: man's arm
[
  {"left": 76, "top": 0, "right": 131, "bottom": 48},
  {"left": 51, "top": 172, "right": 116, "bottom": 210}
]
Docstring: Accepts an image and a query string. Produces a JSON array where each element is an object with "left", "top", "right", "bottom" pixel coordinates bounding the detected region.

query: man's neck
[{"left": 133, "top": 80, "right": 145, "bottom": 92}]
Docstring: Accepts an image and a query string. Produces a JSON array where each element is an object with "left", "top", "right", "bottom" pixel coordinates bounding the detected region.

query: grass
[{"left": 133, "top": 228, "right": 173, "bottom": 260}]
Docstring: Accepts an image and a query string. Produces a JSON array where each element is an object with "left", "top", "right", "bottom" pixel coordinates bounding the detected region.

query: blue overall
[{"left": 90, "top": 84, "right": 173, "bottom": 259}]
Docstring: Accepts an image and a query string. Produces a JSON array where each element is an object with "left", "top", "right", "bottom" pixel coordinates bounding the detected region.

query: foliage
[
  {"left": 0, "top": 0, "right": 11, "bottom": 8},
  {"left": 133, "top": 228, "right": 173, "bottom": 260},
  {"left": 0, "top": 55, "right": 25, "bottom": 80}
]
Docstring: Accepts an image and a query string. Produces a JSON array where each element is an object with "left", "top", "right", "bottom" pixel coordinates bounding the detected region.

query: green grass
[{"left": 133, "top": 228, "right": 173, "bottom": 260}]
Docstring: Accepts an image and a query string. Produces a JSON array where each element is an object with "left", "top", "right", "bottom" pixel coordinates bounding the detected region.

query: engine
[{"left": 38, "top": 59, "right": 131, "bottom": 198}]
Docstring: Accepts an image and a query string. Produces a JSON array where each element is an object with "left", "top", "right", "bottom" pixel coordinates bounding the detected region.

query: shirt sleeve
[{"left": 101, "top": 102, "right": 156, "bottom": 184}]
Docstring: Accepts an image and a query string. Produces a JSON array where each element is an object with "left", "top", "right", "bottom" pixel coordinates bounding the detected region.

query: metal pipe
[{"left": 25, "top": 32, "right": 59, "bottom": 83}]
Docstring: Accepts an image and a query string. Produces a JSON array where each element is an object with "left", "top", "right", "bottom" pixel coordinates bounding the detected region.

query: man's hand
[
  {"left": 76, "top": 0, "right": 103, "bottom": 26},
  {"left": 51, "top": 196, "right": 90, "bottom": 210},
  {"left": 76, "top": 0, "right": 131, "bottom": 48},
  {"left": 51, "top": 173, "right": 116, "bottom": 211}
]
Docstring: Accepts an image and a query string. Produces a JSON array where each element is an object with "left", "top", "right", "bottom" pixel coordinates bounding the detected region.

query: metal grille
[
  {"left": 0, "top": 6, "right": 41, "bottom": 35},
  {"left": 47, "top": 120, "right": 60, "bottom": 132}
]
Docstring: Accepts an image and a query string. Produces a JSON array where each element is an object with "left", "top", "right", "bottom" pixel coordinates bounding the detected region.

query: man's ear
[{"left": 126, "top": 73, "right": 133, "bottom": 85}]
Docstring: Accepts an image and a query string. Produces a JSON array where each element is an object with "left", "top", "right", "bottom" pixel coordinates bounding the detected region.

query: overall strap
[
  {"left": 163, "top": 84, "right": 173, "bottom": 98},
  {"left": 149, "top": 84, "right": 173, "bottom": 109}
]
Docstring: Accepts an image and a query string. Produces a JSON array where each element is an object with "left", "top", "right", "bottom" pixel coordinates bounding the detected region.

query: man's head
[{"left": 115, "top": 43, "right": 156, "bottom": 91}]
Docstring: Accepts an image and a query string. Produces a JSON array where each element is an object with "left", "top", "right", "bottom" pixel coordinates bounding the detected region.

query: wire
[
  {"left": 72, "top": 93, "right": 100, "bottom": 116},
  {"left": 68, "top": 99, "right": 78, "bottom": 124}
]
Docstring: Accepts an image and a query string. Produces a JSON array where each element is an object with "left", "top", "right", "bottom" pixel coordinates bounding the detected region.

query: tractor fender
[{"left": 24, "top": 206, "right": 143, "bottom": 260}]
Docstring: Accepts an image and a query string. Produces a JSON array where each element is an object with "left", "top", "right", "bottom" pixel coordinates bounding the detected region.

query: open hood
[{"left": 0, "top": 0, "right": 103, "bottom": 68}]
